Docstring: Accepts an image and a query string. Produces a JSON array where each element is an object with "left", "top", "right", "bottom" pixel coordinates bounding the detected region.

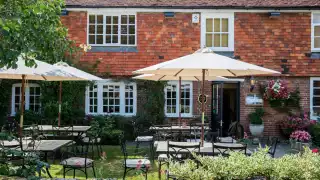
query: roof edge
[{"left": 65, "top": 5, "right": 320, "bottom": 10}]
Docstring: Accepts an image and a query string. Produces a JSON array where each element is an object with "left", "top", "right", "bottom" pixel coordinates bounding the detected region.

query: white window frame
[
  {"left": 164, "top": 81, "right": 193, "bottom": 117},
  {"left": 201, "top": 13, "right": 234, "bottom": 51},
  {"left": 85, "top": 80, "right": 137, "bottom": 116},
  {"left": 87, "top": 12, "right": 137, "bottom": 46},
  {"left": 11, "top": 83, "right": 41, "bottom": 116},
  {"left": 310, "top": 77, "right": 320, "bottom": 120},
  {"left": 312, "top": 13, "right": 320, "bottom": 52}
]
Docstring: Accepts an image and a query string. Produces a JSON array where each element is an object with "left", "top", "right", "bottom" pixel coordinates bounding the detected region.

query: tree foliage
[{"left": 0, "top": 0, "right": 75, "bottom": 68}]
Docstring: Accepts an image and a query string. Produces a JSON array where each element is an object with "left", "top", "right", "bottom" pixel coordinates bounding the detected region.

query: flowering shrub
[
  {"left": 264, "top": 80, "right": 290, "bottom": 101},
  {"left": 279, "top": 112, "right": 311, "bottom": 137},
  {"left": 290, "top": 130, "right": 311, "bottom": 142}
]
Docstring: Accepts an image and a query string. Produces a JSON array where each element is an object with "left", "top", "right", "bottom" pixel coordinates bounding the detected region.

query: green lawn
[{"left": 41, "top": 145, "right": 165, "bottom": 180}]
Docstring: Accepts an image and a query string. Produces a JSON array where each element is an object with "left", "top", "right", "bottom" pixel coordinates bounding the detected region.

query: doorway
[{"left": 211, "top": 82, "right": 240, "bottom": 136}]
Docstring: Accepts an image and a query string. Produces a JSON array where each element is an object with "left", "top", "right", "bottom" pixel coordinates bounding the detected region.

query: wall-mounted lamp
[
  {"left": 164, "top": 12, "right": 175, "bottom": 18},
  {"left": 61, "top": 9, "right": 69, "bottom": 16},
  {"left": 250, "top": 76, "right": 256, "bottom": 92}
]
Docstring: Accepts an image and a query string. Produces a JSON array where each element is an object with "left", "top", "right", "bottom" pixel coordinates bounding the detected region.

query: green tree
[{"left": 0, "top": 0, "right": 75, "bottom": 68}]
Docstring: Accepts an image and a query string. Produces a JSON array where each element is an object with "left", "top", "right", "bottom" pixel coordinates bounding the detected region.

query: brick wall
[
  {"left": 234, "top": 12, "right": 313, "bottom": 76},
  {"left": 240, "top": 77, "right": 310, "bottom": 137},
  {"left": 61, "top": 12, "right": 201, "bottom": 77}
]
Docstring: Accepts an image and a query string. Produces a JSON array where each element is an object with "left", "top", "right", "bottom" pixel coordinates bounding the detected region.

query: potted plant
[
  {"left": 279, "top": 112, "right": 312, "bottom": 138},
  {"left": 290, "top": 130, "right": 311, "bottom": 151},
  {"left": 248, "top": 108, "right": 265, "bottom": 136}
]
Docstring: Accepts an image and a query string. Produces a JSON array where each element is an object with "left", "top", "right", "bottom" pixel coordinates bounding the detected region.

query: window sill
[
  {"left": 165, "top": 115, "right": 194, "bottom": 118},
  {"left": 310, "top": 52, "right": 320, "bottom": 59},
  {"left": 88, "top": 46, "right": 138, "bottom": 53}
]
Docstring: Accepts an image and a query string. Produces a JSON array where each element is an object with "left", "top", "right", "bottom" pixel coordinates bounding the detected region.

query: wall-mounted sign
[
  {"left": 192, "top": 14, "right": 200, "bottom": 23},
  {"left": 198, "top": 94, "right": 207, "bottom": 104},
  {"left": 246, "top": 93, "right": 263, "bottom": 106}
]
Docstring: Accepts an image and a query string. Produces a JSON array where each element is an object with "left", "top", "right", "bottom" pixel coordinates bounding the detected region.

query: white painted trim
[
  {"left": 85, "top": 80, "right": 137, "bottom": 116},
  {"left": 201, "top": 12, "right": 234, "bottom": 51},
  {"left": 310, "top": 77, "right": 320, "bottom": 120},
  {"left": 312, "top": 13, "right": 320, "bottom": 52},
  {"left": 11, "top": 83, "right": 41, "bottom": 116},
  {"left": 87, "top": 12, "right": 137, "bottom": 46},
  {"left": 164, "top": 81, "right": 193, "bottom": 118},
  {"left": 67, "top": 8, "right": 320, "bottom": 13}
]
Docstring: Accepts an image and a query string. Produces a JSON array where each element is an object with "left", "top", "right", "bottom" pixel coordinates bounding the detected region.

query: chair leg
[
  {"left": 85, "top": 167, "right": 88, "bottom": 179},
  {"left": 91, "top": 143, "right": 94, "bottom": 159},
  {"left": 145, "top": 168, "right": 148, "bottom": 180},
  {"left": 158, "top": 161, "right": 162, "bottom": 179},
  {"left": 73, "top": 169, "right": 76, "bottom": 178},
  {"left": 135, "top": 141, "right": 140, "bottom": 153},
  {"left": 123, "top": 167, "right": 127, "bottom": 180},
  {"left": 63, "top": 166, "right": 66, "bottom": 178},
  {"left": 92, "top": 164, "right": 96, "bottom": 178},
  {"left": 96, "top": 143, "right": 100, "bottom": 157}
]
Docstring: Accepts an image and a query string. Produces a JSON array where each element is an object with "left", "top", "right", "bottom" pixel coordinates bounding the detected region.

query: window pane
[
  {"left": 113, "top": 16, "right": 119, "bottom": 24},
  {"left": 206, "top": 19, "right": 213, "bottom": 32},
  {"left": 89, "top": 15, "right": 95, "bottom": 23},
  {"left": 314, "top": 89, "right": 320, "bottom": 96},
  {"left": 313, "top": 14, "right": 320, "bottom": 24},
  {"left": 96, "top": 35, "right": 103, "bottom": 44},
  {"left": 222, "top": 18, "right": 228, "bottom": 32},
  {"left": 206, "top": 34, "right": 213, "bottom": 47},
  {"left": 129, "top": 25, "right": 135, "bottom": 34},
  {"left": 121, "top": 15, "right": 128, "bottom": 24},
  {"left": 313, "top": 107, "right": 320, "bottom": 117},
  {"left": 314, "top": 81, "right": 320, "bottom": 87},
  {"left": 313, "top": 97, "right": 320, "bottom": 106},
  {"left": 106, "top": 25, "right": 111, "bottom": 34},
  {"left": 129, "top": 15, "right": 135, "bottom": 24},
  {"left": 221, "top": 34, "right": 228, "bottom": 47},
  {"left": 106, "top": 16, "right": 112, "bottom": 24},
  {"left": 112, "top": 35, "right": 118, "bottom": 43},
  {"left": 97, "top": 25, "right": 103, "bottom": 34},
  {"left": 106, "top": 35, "right": 111, "bottom": 43},
  {"left": 113, "top": 25, "right": 118, "bottom": 34},
  {"left": 89, "top": 25, "right": 95, "bottom": 34},
  {"left": 121, "top": 35, "right": 128, "bottom": 44},
  {"left": 97, "top": 15, "right": 103, "bottom": 24},
  {"left": 129, "top": 35, "right": 135, "bottom": 45},
  {"left": 214, "top": 34, "right": 220, "bottom": 47},
  {"left": 214, "top": 18, "right": 220, "bottom": 32},
  {"left": 315, "top": 26, "right": 320, "bottom": 36},
  {"left": 121, "top": 25, "right": 128, "bottom": 34},
  {"left": 89, "top": 35, "right": 95, "bottom": 44},
  {"left": 315, "top": 37, "right": 320, "bottom": 48}
]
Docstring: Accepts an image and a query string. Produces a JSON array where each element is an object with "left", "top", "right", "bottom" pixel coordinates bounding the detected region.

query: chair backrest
[
  {"left": 52, "top": 126, "right": 74, "bottom": 140},
  {"left": 153, "top": 124, "right": 172, "bottom": 141},
  {"left": 167, "top": 141, "right": 200, "bottom": 163},
  {"left": 268, "top": 137, "right": 279, "bottom": 158},
  {"left": 205, "top": 131, "right": 219, "bottom": 143},
  {"left": 213, "top": 143, "right": 247, "bottom": 157},
  {"left": 119, "top": 133, "right": 128, "bottom": 168}
]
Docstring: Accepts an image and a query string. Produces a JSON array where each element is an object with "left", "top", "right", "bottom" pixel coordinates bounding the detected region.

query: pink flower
[
  {"left": 312, "top": 148, "right": 319, "bottom": 153},
  {"left": 136, "top": 160, "right": 142, "bottom": 170},
  {"left": 290, "top": 130, "right": 311, "bottom": 142}
]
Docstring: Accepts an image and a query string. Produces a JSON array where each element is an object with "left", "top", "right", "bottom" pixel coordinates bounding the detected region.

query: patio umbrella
[
  {"left": 0, "top": 56, "right": 84, "bottom": 136},
  {"left": 133, "top": 74, "right": 228, "bottom": 124},
  {"left": 54, "top": 62, "right": 103, "bottom": 126},
  {"left": 133, "top": 48, "right": 281, "bottom": 146}
]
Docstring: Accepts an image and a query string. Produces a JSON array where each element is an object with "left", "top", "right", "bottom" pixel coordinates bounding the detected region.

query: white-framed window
[
  {"left": 87, "top": 13, "right": 136, "bottom": 46},
  {"left": 312, "top": 13, "right": 320, "bottom": 52},
  {"left": 201, "top": 13, "right": 234, "bottom": 51},
  {"left": 164, "top": 81, "right": 193, "bottom": 117},
  {"left": 310, "top": 77, "right": 320, "bottom": 120},
  {"left": 85, "top": 81, "right": 137, "bottom": 116},
  {"left": 11, "top": 83, "right": 41, "bottom": 116}
]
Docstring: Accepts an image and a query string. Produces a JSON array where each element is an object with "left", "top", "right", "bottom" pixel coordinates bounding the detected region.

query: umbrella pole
[
  {"left": 19, "top": 75, "right": 26, "bottom": 137},
  {"left": 58, "top": 81, "right": 62, "bottom": 127},
  {"left": 179, "top": 76, "right": 181, "bottom": 126},
  {"left": 201, "top": 69, "right": 205, "bottom": 147}
]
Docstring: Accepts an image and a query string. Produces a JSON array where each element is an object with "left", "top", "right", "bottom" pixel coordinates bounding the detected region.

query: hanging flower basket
[{"left": 263, "top": 80, "right": 291, "bottom": 109}]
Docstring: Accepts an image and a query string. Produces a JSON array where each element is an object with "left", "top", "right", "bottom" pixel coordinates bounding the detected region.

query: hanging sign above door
[{"left": 198, "top": 94, "right": 208, "bottom": 104}]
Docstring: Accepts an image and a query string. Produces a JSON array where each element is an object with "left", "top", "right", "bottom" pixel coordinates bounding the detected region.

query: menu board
[{"left": 246, "top": 93, "right": 263, "bottom": 106}]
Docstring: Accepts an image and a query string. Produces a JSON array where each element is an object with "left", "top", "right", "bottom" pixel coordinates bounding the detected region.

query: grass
[{"left": 40, "top": 145, "right": 165, "bottom": 180}]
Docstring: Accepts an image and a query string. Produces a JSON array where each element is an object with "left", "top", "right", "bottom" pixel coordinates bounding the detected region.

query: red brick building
[{"left": 15, "top": 0, "right": 320, "bottom": 137}]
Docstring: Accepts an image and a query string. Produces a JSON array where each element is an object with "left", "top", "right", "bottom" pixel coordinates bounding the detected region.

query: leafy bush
[
  {"left": 310, "top": 123, "right": 320, "bottom": 147},
  {"left": 248, "top": 108, "right": 264, "bottom": 125},
  {"left": 170, "top": 148, "right": 320, "bottom": 180},
  {"left": 14, "top": 110, "right": 42, "bottom": 125},
  {"left": 89, "top": 115, "right": 124, "bottom": 144}
]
